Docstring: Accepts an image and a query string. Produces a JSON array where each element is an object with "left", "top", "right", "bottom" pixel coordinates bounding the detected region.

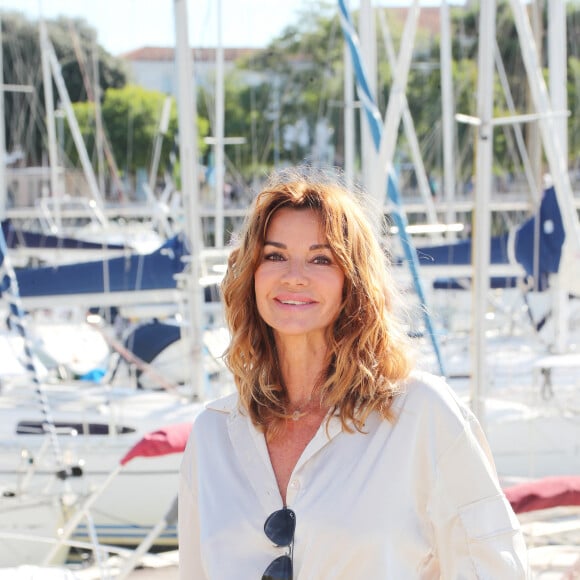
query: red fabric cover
[
  {"left": 504, "top": 476, "right": 580, "bottom": 514},
  {"left": 120, "top": 422, "right": 193, "bottom": 465}
]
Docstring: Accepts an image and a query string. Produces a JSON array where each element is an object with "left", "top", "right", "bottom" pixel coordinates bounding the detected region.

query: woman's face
[{"left": 254, "top": 207, "right": 345, "bottom": 343}]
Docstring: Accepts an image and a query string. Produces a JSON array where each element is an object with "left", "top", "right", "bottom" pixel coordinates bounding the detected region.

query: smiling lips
[{"left": 275, "top": 296, "right": 316, "bottom": 306}]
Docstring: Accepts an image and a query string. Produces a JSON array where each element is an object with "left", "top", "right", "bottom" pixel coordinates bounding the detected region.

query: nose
[{"left": 281, "top": 259, "right": 308, "bottom": 286}]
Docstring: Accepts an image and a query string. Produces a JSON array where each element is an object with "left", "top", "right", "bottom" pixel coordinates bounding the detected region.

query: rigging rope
[
  {"left": 337, "top": 0, "right": 446, "bottom": 376},
  {"left": 0, "top": 226, "right": 65, "bottom": 469}
]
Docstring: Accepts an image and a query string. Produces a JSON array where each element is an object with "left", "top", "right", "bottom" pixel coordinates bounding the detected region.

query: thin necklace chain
[{"left": 288, "top": 396, "right": 318, "bottom": 421}]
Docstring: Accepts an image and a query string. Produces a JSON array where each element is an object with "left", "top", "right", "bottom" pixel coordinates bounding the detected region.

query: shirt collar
[
  {"left": 205, "top": 392, "right": 239, "bottom": 414},
  {"left": 206, "top": 391, "right": 359, "bottom": 439}
]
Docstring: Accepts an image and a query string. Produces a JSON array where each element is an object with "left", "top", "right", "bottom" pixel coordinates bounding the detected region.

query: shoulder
[
  {"left": 392, "top": 370, "right": 477, "bottom": 443},
  {"left": 181, "top": 391, "right": 240, "bottom": 476},
  {"left": 204, "top": 391, "right": 240, "bottom": 414},
  {"left": 183, "top": 392, "right": 240, "bottom": 447},
  {"left": 398, "top": 370, "right": 471, "bottom": 419},
  {"left": 191, "top": 391, "right": 241, "bottom": 431}
]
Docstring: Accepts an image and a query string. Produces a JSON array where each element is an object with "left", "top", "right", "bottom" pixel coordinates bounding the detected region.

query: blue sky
[{"left": 0, "top": 0, "right": 454, "bottom": 56}]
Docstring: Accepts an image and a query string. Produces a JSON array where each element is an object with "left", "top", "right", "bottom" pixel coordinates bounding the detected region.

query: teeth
[{"left": 280, "top": 300, "right": 308, "bottom": 305}]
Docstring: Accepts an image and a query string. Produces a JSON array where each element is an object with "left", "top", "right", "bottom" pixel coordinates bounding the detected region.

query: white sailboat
[
  {"left": 339, "top": 0, "right": 580, "bottom": 476},
  {"left": 0, "top": 0, "right": 232, "bottom": 572}
]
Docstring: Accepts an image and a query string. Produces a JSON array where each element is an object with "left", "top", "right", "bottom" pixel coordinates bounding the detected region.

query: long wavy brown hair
[{"left": 221, "top": 168, "right": 414, "bottom": 438}]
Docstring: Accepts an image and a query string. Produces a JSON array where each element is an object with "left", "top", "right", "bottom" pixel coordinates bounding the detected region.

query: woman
[{"left": 179, "top": 168, "right": 528, "bottom": 579}]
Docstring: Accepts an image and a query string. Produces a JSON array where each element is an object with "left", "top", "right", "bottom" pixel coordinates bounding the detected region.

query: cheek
[
  {"left": 254, "top": 267, "right": 267, "bottom": 296},
  {"left": 328, "top": 274, "right": 346, "bottom": 312},
  {"left": 253, "top": 270, "right": 269, "bottom": 314}
]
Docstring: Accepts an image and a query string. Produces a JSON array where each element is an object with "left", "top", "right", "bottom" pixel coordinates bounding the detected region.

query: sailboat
[
  {"left": 0, "top": 0, "right": 233, "bottom": 570},
  {"left": 339, "top": 4, "right": 579, "bottom": 575},
  {"left": 339, "top": 0, "right": 580, "bottom": 475}
]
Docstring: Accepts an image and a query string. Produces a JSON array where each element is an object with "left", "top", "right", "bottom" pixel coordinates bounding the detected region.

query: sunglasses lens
[
  {"left": 262, "top": 554, "right": 293, "bottom": 580},
  {"left": 264, "top": 508, "right": 296, "bottom": 546}
]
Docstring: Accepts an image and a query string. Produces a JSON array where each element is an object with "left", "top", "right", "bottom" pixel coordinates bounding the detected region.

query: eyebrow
[{"left": 264, "top": 241, "right": 331, "bottom": 251}]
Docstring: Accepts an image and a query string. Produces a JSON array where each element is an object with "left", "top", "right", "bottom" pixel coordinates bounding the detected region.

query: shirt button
[{"left": 289, "top": 479, "right": 300, "bottom": 490}]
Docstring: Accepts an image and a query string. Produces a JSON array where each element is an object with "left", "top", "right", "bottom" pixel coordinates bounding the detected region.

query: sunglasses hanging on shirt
[{"left": 262, "top": 507, "right": 296, "bottom": 580}]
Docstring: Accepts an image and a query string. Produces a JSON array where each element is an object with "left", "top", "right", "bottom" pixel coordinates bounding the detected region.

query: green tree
[
  {"left": 1, "top": 11, "right": 127, "bottom": 165},
  {"left": 101, "top": 85, "right": 176, "bottom": 174},
  {"left": 230, "top": 1, "right": 342, "bottom": 170},
  {"left": 65, "top": 85, "right": 209, "bottom": 191},
  {"left": 4, "top": 2, "right": 580, "bottom": 194}
]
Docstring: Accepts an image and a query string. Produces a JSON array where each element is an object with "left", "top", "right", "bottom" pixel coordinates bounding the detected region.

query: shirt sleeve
[
  {"left": 178, "top": 426, "right": 208, "bottom": 580},
  {"left": 428, "top": 404, "right": 530, "bottom": 578}
]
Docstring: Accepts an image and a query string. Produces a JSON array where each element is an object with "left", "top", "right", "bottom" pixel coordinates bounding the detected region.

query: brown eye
[{"left": 264, "top": 252, "right": 285, "bottom": 262}]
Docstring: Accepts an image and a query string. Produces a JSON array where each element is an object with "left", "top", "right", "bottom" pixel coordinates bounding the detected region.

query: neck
[
  {"left": 276, "top": 340, "right": 329, "bottom": 406},
  {"left": 273, "top": 335, "right": 331, "bottom": 421}
]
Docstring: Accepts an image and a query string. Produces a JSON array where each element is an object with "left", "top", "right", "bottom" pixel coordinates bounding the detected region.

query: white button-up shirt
[{"left": 179, "top": 371, "right": 528, "bottom": 578}]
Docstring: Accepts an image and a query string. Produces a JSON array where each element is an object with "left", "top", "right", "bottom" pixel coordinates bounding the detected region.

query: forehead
[{"left": 265, "top": 207, "right": 323, "bottom": 236}]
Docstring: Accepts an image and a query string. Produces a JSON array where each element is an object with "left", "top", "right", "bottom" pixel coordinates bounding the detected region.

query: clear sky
[{"left": 0, "top": 0, "right": 452, "bottom": 56}]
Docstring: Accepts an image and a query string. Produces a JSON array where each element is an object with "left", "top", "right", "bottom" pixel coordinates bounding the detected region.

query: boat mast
[
  {"left": 358, "top": 0, "right": 379, "bottom": 197},
  {"left": 440, "top": 0, "right": 457, "bottom": 237},
  {"left": 173, "top": 0, "right": 206, "bottom": 400},
  {"left": 376, "top": 1, "right": 421, "bottom": 194},
  {"left": 214, "top": 0, "right": 225, "bottom": 248},
  {"left": 91, "top": 31, "right": 106, "bottom": 198},
  {"left": 471, "top": 0, "right": 497, "bottom": 428},
  {"left": 376, "top": 5, "right": 439, "bottom": 230},
  {"left": 343, "top": 0, "right": 355, "bottom": 187},
  {"left": 548, "top": 0, "right": 567, "bottom": 163},
  {"left": 39, "top": 20, "right": 61, "bottom": 230},
  {"left": 547, "top": 0, "right": 569, "bottom": 353},
  {"left": 40, "top": 23, "right": 108, "bottom": 228}
]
